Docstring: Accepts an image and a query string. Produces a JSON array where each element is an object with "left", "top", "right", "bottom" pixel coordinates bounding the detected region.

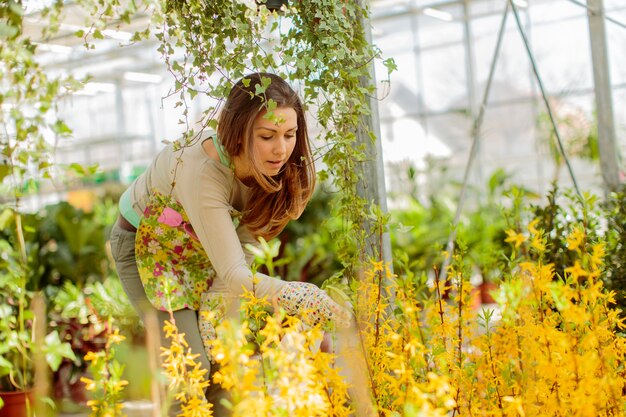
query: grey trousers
[{"left": 109, "top": 219, "right": 230, "bottom": 416}]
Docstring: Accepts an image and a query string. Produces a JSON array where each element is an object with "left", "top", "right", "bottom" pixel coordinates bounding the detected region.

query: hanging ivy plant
[
  {"left": 154, "top": 0, "right": 395, "bottom": 270},
  {"left": 3, "top": 0, "right": 394, "bottom": 274}
]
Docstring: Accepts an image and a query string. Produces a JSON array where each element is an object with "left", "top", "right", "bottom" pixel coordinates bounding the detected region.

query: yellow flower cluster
[
  {"left": 206, "top": 288, "right": 351, "bottom": 417},
  {"left": 153, "top": 221, "right": 625, "bottom": 417},
  {"left": 80, "top": 326, "right": 129, "bottom": 417},
  {"left": 355, "top": 261, "right": 457, "bottom": 416},
  {"left": 355, "top": 219, "right": 625, "bottom": 416},
  {"left": 93, "top": 215, "right": 625, "bottom": 416},
  {"left": 160, "top": 318, "right": 213, "bottom": 417}
]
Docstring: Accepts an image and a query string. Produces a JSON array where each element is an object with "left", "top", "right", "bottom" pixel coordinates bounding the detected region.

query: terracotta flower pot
[
  {"left": 0, "top": 390, "right": 34, "bottom": 417},
  {"left": 480, "top": 282, "right": 499, "bottom": 305}
]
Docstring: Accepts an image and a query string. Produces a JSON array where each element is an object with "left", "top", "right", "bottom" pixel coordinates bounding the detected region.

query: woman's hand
[{"left": 276, "top": 282, "right": 351, "bottom": 328}]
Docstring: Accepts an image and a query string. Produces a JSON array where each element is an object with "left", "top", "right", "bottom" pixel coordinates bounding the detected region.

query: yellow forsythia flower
[
  {"left": 505, "top": 229, "right": 527, "bottom": 248},
  {"left": 566, "top": 226, "right": 585, "bottom": 251},
  {"left": 564, "top": 260, "right": 587, "bottom": 282}
]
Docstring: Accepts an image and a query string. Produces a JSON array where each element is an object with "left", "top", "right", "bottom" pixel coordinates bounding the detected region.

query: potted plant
[{"left": 0, "top": 207, "right": 77, "bottom": 416}]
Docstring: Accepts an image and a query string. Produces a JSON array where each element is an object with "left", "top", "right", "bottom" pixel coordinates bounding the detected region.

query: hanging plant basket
[{"left": 256, "top": 0, "right": 288, "bottom": 11}]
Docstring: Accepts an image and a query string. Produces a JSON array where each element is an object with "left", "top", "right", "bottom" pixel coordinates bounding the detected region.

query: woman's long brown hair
[{"left": 217, "top": 73, "right": 315, "bottom": 240}]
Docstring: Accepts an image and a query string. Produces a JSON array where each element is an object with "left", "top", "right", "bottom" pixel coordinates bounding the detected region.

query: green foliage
[
  {"left": 37, "top": 201, "right": 114, "bottom": 289},
  {"left": 0, "top": 208, "right": 76, "bottom": 392},
  {"left": 0, "top": 200, "right": 117, "bottom": 293},
  {"left": 0, "top": 1, "right": 95, "bottom": 394},
  {"left": 529, "top": 185, "right": 604, "bottom": 277},
  {"left": 602, "top": 185, "right": 626, "bottom": 314},
  {"left": 48, "top": 278, "right": 140, "bottom": 405},
  {"left": 0, "top": 1, "right": 83, "bottom": 199},
  {"left": 144, "top": 0, "right": 394, "bottom": 270},
  {"left": 389, "top": 169, "right": 527, "bottom": 286},
  {"left": 390, "top": 197, "right": 452, "bottom": 275},
  {"left": 276, "top": 187, "right": 344, "bottom": 286}
]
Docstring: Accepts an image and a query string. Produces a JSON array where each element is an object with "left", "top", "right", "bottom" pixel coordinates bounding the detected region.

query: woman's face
[{"left": 251, "top": 106, "right": 298, "bottom": 177}]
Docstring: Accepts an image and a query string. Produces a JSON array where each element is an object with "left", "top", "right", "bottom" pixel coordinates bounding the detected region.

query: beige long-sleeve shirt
[{"left": 125, "top": 134, "right": 287, "bottom": 305}]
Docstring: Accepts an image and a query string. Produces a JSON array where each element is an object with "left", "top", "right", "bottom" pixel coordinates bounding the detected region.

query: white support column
[
  {"left": 356, "top": 1, "right": 393, "bottom": 267},
  {"left": 587, "top": 0, "right": 621, "bottom": 192}
]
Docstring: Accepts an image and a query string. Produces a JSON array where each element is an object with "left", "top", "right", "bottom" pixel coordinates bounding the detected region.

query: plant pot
[
  {"left": 0, "top": 390, "right": 34, "bottom": 417},
  {"left": 480, "top": 282, "right": 499, "bottom": 305},
  {"left": 469, "top": 286, "right": 482, "bottom": 310}
]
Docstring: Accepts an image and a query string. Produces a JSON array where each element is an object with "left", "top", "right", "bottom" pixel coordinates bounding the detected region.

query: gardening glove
[{"left": 276, "top": 282, "right": 351, "bottom": 329}]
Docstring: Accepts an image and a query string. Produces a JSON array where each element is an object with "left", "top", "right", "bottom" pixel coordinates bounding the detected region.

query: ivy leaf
[
  {"left": 266, "top": 98, "right": 277, "bottom": 112},
  {"left": 254, "top": 83, "right": 266, "bottom": 96},
  {"left": 37, "top": 160, "right": 51, "bottom": 171},
  {"left": 207, "top": 119, "right": 218, "bottom": 130},
  {"left": 8, "top": 1, "right": 24, "bottom": 17},
  {"left": 383, "top": 58, "right": 397, "bottom": 73},
  {"left": 52, "top": 120, "right": 72, "bottom": 136},
  {"left": 67, "top": 162, "right": 99, "bottom": 177},
  {"left": 0, "top": 22, "right": 19, "bottom": 38},
  {"left": 0, "top": 163, "right": 11, "bottom": 182}
]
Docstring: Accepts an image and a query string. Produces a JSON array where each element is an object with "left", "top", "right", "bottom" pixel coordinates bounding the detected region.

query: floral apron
[{"left": 135, "top": 190, "right": 241, "bottom": 312}]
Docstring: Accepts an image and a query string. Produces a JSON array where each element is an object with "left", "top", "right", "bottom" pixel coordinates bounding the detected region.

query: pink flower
[{"left": 154, "top": 262, "right": 165, "bottom": 276}]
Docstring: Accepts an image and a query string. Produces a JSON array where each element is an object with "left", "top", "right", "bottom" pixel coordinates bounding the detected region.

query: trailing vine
[
  {"left": 146, "top": 0, "right": 396, "bottom": 273},
  {"left": 3, "top": 0, "right": 394, "bottom": 274}
]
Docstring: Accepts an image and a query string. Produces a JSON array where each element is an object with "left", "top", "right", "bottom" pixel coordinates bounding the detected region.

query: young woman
[{"left": 109, "top": 72, "right": 350, "bottom": 414}]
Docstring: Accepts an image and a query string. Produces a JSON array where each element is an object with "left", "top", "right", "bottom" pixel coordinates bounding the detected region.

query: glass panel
[
  {"left": 414, "top": 0, "right": 458, "bottom": 8},
  {"left": 471, "top": 18, "right": 534, "bottom": 102},
  {"left": 417, "top": 7, "right": 465, "bottom": 49},
  {"left": 122, "top": 87, "right": 154, "bottom": 136},
  {"left": 59, "top": 92, "right": 117, "bottom": 139},
  {"left": 528, "top": 0, "right": 586, "bottom": 25},
  {"left": 607, "top": 13, "right": 626, "bottom": 85},
  {"left": 528, "top": 16, "right": 594, "bottom": 93},
  {"left": 419, "top": 44, "right": 468, "bottom": 111},
  {"left": 614, "top": 89, "right": 626, "bottom": 154},
  {"left": 373, "top": 13, "right": 420, "bottom": 120},
  {"left": 375, "top": 52, "right": 421, "bottom": 120}
]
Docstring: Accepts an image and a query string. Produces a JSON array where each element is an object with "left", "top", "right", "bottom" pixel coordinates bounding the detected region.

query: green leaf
[
  {"left": 245, "top": 243, "right": 265, "bottom": 260},
  {"left": 0, "top": 208, "right": 14, "bottom": 230},
  {"left": 67, "top": 162, "right": 99, "bottom": 177},
  {"left": 52, "top": 120, "right": 72, "bottom": 136},
  {"left": 0, "top": 163, "right": 12, "bottom": 182},
  {"left": 8, "top": 1, "right": 24, "bottom": 17},
  {"left": 0, "top": 355, "right": 13, "bottom": 374},
  {"left": 44, "top": 331, "right": 77, "bottom": 371},
  {"left": 0, "top": 22, "right": 19, "bottom": 38},
  {"left": 207, "top": 119, "right": 218, "bottom": 130}
]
